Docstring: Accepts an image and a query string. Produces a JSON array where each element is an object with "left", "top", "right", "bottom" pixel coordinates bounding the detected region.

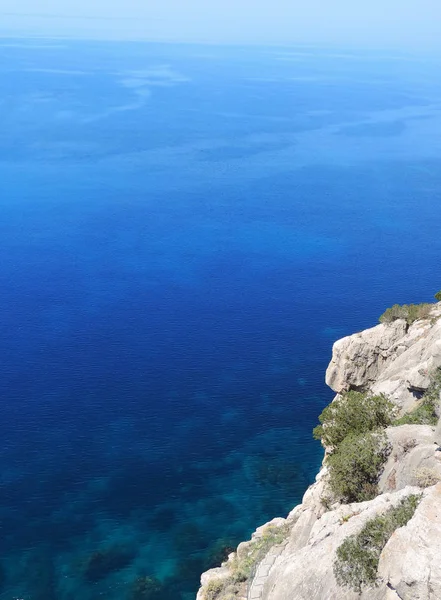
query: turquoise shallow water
[{"left": 1, "top": 40, "right": 441, "bottom": 598}]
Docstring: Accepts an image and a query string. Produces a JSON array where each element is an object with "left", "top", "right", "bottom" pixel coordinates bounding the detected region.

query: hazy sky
[{"left": 1, "top": 0, "right": 440, "bottom": 51}]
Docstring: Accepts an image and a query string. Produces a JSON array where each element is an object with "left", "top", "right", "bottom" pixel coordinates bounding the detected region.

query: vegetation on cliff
[
  {"left": 379, "top": 302, "right": 433, "bottom": 325},
  {"left": 334, "top": 494, "right": 421, "bottom": 591},
  {"left": 379, "top": 291, "right": 441, "bottom": 325},
  {"left": 327, "top": 431, "right": 391, "bottom": 502},
  {"left": 393, "top": 367, "right": 441, "bottom": 426},
  {"left": 200, "top": 303, "right": 441, "bottom": 600},
  {"left": 203, "top": 523, "right": 290, "bottom": 600},
  {"left": 313, "top": 391, "right": 395, "bottom": 502},
  {"left": 313, "top": 391, "right": 395, "bottom": 451}
]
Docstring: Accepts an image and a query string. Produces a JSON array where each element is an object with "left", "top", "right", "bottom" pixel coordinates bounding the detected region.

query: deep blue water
[{"left": 1, "top": 39, "right": 441, "bottom": 599}]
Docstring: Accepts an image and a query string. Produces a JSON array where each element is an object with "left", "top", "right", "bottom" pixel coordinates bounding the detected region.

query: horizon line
[{"left": 1, "top": 31, "right": 440, "bottom": 60}]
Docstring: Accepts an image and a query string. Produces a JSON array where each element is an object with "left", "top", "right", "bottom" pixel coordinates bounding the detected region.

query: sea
[{"left": 1, "top": 39, "right": 441, "bottom": 599}]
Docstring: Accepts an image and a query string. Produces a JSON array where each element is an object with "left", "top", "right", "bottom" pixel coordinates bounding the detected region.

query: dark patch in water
[{"left": 83, "top": 546, "right": 134, "bottom": 582}]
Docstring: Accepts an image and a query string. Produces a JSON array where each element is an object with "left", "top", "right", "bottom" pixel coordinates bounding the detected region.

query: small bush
[
  {"left": 334, "top": 494, "right": 421, "bottom": 592},
  {"left": 203, "top": 577, "right": 243, "bottom": 600},
  {"left": 204, "top": 578, "right": 228, "bottom": 600},
  {"left": 425, "top": 366, "right": 441, "bottom": 406},
  {"left": 397, "top": 437, "right": 417, "bottom": 454},
  {"left": 320, "top": 494, "right": 333, "bottom": 511},
  {"left": 393, "top": 367, "right": 441, "bottom": 426},
  {"left": 379, "top": 303, "right": 407, "bottom": 323},
  {"left": 313, "top": 391, "right": 395, "bottom": 451},
  {"left": 414, "top": 467, "right": 441, "bottom": 488},
  {"left": 435, "top": 291, "right": 441, "bottom": 302},
  {"left": 327, "top": 432, "right": 391, "bottom": 502},
  {"left": 201, "top": 524, "right": 290, "bottom": 599},
  {"left": 229, "top": 524, "right": 289, "bottom": 583},
  {"left": 379, "top": 303, "right": 432, "bottom": 326},
  {"left": 393, "top": 398, "right": 438, "bottom": 426}
]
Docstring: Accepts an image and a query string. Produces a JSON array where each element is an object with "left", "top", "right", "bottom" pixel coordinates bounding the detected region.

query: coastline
[{"left": 197, "top": 302, "right": 441, "bottom": 600}]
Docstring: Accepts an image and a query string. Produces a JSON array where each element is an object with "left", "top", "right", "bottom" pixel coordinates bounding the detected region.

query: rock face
[
  {"left": 326, "top": 308, "right": 441, "bottom": 413},
  {"left": 197, "top": 305, "right": 441, "bottom": 600},
  {"left": 376, "top": 483, "right": 441, "bottom": 600},
  {"left": 325, "top": 320, "right": 408, "bottom": 394},
  {"left": 263, "top": 487, "right": 423, "bottom": 600},
  {"left": 378, "top": 424, "right": 441, "bottom": 493}
]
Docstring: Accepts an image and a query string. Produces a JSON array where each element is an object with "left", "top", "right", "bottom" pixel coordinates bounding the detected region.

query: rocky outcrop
[
  {"left": 326, "top": 305, "right": 441, "bottom": 413},
  {"left": 378, "top": 424, "right": 441, "bottom": 493},
  {"left": 198, "top": 304, "right": 441, "bottom": 600},
  {"left": 263, "top": 486, "right": 424, "bottom": 600},
  {"left": 325, "top": 319, "right": 408, "bottom": 394},
  {"left": 375, "top": 483, "right": 441, "bottom": 600}
]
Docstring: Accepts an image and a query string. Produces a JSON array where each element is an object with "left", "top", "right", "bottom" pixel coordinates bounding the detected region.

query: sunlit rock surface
[{"left": 198, "top": 304, "right": 441, "bottom": 600}]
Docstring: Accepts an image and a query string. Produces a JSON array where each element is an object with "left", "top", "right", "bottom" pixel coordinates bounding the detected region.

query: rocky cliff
[{"left": 197, "top": 302, "right": 441, "bottom": 600}]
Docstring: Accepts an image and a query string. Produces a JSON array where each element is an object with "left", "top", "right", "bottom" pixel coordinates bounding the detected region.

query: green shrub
[
  {"left": 435, "top": 290, "right": 441, "bottom": 302},
  {"left": 327, "top": 432, "right": 391, "bottom": 502},
  {"left": 203, "top": 576, "right": 244, "bottom": 600},
  {"left": 379, "top": 303, "right": 407, "bottom": 323},
  {"left": 393, "top": 367, "right": 440, "bottom": 426},
  {"left": 393, "top": 397, "right": 438, "bottom": 426},
  {"left": 229, "top": 524, "right": 289, "bottom": 583},
  {"left": 203, "top": 523, "right": 291, "bottom": 598},
  {"left": 414, "top": 467, "right": 441, "bottom": 488},
  {"left": 313, "top": 391, "right": 395, "bottom": 451},
  {"left": 334, "top": 494, "right": 421, "bottom": 591},
  {"left": 379, "top": 303, "right": 432, "bottom": 326},
  {"left": 426, "top": 366, "right": 441, "bottom": 401},
  {"left": 204, "top": 578, "right": 228, "bottom": 600}
]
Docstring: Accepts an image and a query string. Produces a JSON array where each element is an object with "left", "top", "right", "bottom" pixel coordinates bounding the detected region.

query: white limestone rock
[
  {"left": 197, "top": 305, "right": 441, "bottom": 600},
  {"left": 379, "top": 424, "right": 441, "bottom": 493},
  {"left": 325, "top": 320, "right": 407, "bottom": 393},
  {"left": 326, "top": 312, "right": 441, "bottom": 413},
  {"left": 262, "top": 488, "right": 420, "bottom": 600},
  {"left": 377, "top": 483, "right": 441, "bottom": 600}
]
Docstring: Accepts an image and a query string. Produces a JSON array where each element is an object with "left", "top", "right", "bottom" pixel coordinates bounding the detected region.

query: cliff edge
[{"left": 197, "top": 302, "right": 441, "bottom": 600}]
